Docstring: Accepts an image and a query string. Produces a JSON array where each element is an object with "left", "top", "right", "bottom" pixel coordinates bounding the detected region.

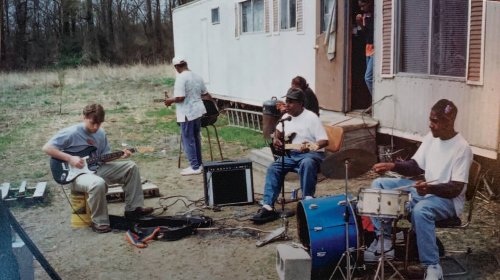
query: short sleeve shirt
[
  {"left": 47, "top": 123, "right": 111, "bottom": 157},
  {"left": 276, "top": 109, "right": 328, "bottom": 152},
  {"left": 412, "top": 132, "right": 473, "bottom": 216},
  {"left": 173, "top": 70, "right": 207, "bottom": 122}
]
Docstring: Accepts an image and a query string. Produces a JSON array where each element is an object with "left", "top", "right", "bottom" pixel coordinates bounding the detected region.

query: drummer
[
  {"left": 250, "top": 88, "right": 328, "bottom": 224},
  {"left": 365, "top": 99, "right": 472, "bottom": 280}
]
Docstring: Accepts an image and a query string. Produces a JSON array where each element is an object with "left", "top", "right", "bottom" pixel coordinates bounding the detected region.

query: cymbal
[{"left": 321, "top": 149, "right": 377, "bottom": 179}]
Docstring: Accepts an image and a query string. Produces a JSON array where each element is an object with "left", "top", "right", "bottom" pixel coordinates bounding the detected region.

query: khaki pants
[{"left": 72, "top": 161, "right": 144, "bottom": 226}]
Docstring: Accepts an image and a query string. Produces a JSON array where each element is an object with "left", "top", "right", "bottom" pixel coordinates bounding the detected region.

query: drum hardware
[
  {"left": 317, "top": 149, "right": 375, "bottom": 279},
  {"left": 330, "top": 160, "right": 359, "bottom": 280},
  {"left": 320, "top": 149, "right": 377, "bottom": 180},
  {"left": 372, "top": 220, "right": 405, "bottom": 280}
]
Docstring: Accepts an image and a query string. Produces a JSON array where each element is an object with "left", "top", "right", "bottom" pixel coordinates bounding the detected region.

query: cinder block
[{"left": 276, "top": 244, "right": 311, "bottom": 280}]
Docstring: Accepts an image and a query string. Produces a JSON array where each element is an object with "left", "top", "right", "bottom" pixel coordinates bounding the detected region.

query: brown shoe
[
  {"left": 91, "top": 223, "right": 112, "bottom": 234},
  {"left": 124, "top": 207, "right": 154, "bottom": 219}
]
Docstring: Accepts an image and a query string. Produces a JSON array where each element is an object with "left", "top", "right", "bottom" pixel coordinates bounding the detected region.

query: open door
[
  {"left": 315, "top": 0, "right": 347, "bottom": 112},
  {"left": 315, "top": 0, "right": 372, "bottom": 112}
]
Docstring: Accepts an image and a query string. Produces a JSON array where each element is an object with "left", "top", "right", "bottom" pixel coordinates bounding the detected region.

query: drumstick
[{"left": 394, "top": 179, "right": 438, "bottom": 190}]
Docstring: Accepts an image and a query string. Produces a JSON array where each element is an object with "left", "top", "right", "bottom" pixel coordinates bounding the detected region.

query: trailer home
[{"left": 173, "top": 0, "right": 500, "bottom": 161}]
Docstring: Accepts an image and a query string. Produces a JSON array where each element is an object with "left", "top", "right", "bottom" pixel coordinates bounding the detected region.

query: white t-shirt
[
  {"left": 173, "top": 70, "right": 207, "bottom": 122},
  {"left": 276, "top": 109, "right": 328, "bottom": 152},
  {"left": 412, "top": 132, "right": 473, "bottom": 216}
]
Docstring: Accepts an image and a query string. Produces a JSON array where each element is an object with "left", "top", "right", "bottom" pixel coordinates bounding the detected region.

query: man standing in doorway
[
  {"left": 356, "top": 0, "right": 374, "bottom": 95},
  {"left": 164, "top": 57, "right": 207, "bottom": 176}
]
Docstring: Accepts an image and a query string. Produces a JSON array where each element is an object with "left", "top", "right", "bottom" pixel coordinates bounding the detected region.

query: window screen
[{"left": 398, "top": 0, "right": 468, "bottom": 77}]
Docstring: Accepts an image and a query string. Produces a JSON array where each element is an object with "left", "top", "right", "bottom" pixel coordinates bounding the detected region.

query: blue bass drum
[{"left": 297, "top": 194, "right": 360, "bottom": 277}]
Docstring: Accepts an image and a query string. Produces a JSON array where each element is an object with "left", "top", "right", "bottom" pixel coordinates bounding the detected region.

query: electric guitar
[
  {"left": 270, "top": 133, "right": 319, "bottom": 156},
  {"left": 284, "top": 142, "right": 320, "bottom": 151},
  {"left": 49, "top": 146, "right": 152, "bottom": 185}
]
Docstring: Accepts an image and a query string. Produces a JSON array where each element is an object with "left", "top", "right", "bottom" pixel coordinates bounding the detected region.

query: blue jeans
[
  {"left": 262, "top": 151, "right": 325, "bottom": 207},
  {"left": 365, "top": 55, "right": 373, "bottom": 95},
  {"left": 369, "top": 177, "right": 456, "bottom": 265},
  {"left": 180, "top": 118, "right": 202, "bottom": 169}
]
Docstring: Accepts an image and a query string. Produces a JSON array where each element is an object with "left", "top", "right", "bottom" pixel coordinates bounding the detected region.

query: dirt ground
[
  {"left": 2, "top": 65, "right": 498, "bottom": 279},
  {"left": 10, "top": 149, "right": 500, "bottom": 280}
]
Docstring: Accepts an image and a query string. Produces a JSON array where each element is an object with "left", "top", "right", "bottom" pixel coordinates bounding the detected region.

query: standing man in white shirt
[{"left": 164, "top": 57, "right": 207, "bottom": 176}]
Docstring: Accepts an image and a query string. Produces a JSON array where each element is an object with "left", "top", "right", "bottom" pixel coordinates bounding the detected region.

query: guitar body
[
  {"left": 50, "top": 146, "right": 98, "bottom": 185},
  {"left": 50, "top": 146, "right": 145, "bottom": 185}
]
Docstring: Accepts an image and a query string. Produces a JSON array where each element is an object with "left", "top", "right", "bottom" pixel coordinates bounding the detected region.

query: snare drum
[{"left": 357, "top": 188, "right": 409, "bottom": 219}]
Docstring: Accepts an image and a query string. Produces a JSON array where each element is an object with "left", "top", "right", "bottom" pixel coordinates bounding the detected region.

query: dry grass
[
  {"left": 0, "top": 63, "right": 261, "bottom": 184},
  {"left": 0, "top": 64, "right": 176, "bottom": 182}
]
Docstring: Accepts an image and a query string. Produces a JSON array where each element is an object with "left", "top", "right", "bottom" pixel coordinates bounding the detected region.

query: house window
[
  {"left": 280, "top": 0, "right": 296, "bottom": 30},
  {"left": 211, "top": 7, "right": 220, "bottom": 24},
  {"left": 398, "top": 0, "right": 468, "bottom": 77},
  {"left": 320, "top": 0, "right": 334, "bottom": 33},
  {"left": 241, "top": 0, "right": 264, "bottom": 33}
]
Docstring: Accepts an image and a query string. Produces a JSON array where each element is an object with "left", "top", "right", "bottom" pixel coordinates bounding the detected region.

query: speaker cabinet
[{"left": 203, "top": 159, "right": 254, "bottom": 206}]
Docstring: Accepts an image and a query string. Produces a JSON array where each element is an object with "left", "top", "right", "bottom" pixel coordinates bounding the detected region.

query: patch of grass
[
  {"left": 0, "top": 135, "right": 14, "bottom": 153},
  {"left": 217, "top": 126, "right": 267, "bottom": 149},
  {"left": 145, "top": 107, "right": 175, "bottom": 118}
]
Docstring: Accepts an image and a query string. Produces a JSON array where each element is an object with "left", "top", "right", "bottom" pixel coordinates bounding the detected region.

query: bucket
[
  {"left": 262, "top": 97, "right": 282, "bottom": 141},
  {"left": 70, "top": 190, "right": 91, "bottom": 228}
]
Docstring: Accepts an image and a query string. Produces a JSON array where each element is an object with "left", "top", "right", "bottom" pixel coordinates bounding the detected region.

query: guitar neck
[
  {"left": 285, "top": 143, "right": 319, "bottom": 151},
  {"left": 87, "top": 148, "right": 135, "bottom": 165}
]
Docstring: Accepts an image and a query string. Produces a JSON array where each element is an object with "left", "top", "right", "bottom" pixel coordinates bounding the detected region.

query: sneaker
[
  {"left": 180, "top": 166, "right": 202, "bottom": 176},
  {"left": 424, "top": 264, "right": 443, "bottom": 280},
  {"left": 304, "top": 196, "right": 314, "bottom": 200},
  {"left": 91, "top": 223, "right": 112, "bottom": 234},
  {"left": 250, "top": 207, "right": 280, "bottom": 224},
  {"left": 364, "top": 237, "right": 394, "bottom": 262}
]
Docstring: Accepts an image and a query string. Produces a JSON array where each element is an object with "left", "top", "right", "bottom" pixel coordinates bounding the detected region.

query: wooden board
[
  {"left": 1, "top": 181, "right": 47, "bottom": 205},
  {"left": 106, "top": 181, "right": 160, "bottom": 202}
]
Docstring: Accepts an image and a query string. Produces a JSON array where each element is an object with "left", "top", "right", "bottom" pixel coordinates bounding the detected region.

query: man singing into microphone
[{"left": 251, "top": 88, "right": 329, "bottom": 224}]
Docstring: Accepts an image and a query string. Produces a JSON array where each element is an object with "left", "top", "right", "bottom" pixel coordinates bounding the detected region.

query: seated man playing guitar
[
  {"left": 42, "top": 103, "right": 153, "bottom": 233},
  {"left": 251, "top": 88, "right": 328, "bottom": 224}
]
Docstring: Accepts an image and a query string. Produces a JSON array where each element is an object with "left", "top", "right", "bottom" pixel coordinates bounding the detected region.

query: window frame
[
  {"left": 320, "top": 0, "right": 334, "bottom": 34},
  {"left": 280, "top": 0, "right": 297, "bottom": 30},
  {"left": 240, "top": 0, "right": 265, "bottom": 34},
  {"left": 395, "top": 0, "right": 469, "bottom": 79},
  {"left": 211, "top": 7, "right": 220, "bottom": 25}
]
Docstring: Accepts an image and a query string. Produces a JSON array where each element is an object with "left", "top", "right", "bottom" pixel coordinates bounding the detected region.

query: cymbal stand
[
  {"left": 373, "top": 219, "right": 405, "bottom": 280},
  {"left": 331, "top": 160, "right": 357, "bottom": 280}
]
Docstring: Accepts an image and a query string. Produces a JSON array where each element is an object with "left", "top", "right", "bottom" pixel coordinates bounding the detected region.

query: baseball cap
[
  {"left": 283, "top": 87, "right": 305, "bottom": 102},
  {"left": 172, "top": 57, "right": 186, "bottom": 66}
]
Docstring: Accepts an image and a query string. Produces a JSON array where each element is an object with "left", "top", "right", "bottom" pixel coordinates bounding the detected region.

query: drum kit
[{"left": 295, "top": 148, "right": 410, "bottom": 280}]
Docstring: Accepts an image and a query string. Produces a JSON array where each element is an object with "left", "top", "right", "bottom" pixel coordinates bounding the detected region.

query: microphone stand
[
  {"left": 278, "top": 119, "right": 294, "bottom": 235},
  {"left": 255, "top": 118, "right": 294, "bottom": 247}
]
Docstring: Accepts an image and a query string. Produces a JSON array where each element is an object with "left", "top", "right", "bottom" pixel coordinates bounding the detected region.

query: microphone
[{"left": 279, "top": 116, "right": 292, "bottom": 123}]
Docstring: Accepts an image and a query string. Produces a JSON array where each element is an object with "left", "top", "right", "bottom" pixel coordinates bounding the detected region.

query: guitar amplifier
[{"left": 203, "top": 159, "right": 254, "bottom": 206}]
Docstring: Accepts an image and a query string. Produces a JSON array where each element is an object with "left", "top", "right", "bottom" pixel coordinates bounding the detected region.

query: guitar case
[{"left": 109, "top": 214, "right": 213, "bottom": 241}]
